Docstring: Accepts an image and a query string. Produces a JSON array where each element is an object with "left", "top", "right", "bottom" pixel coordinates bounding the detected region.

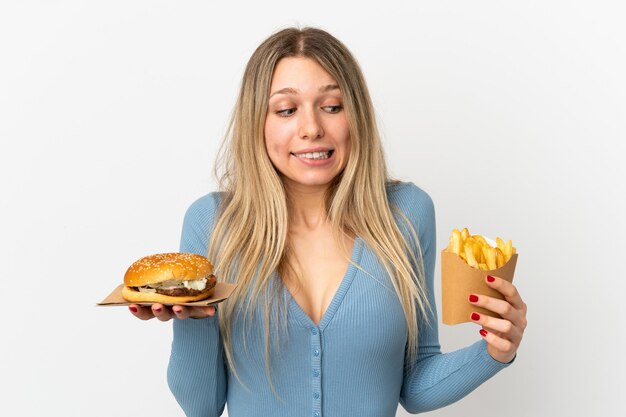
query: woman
[{"left": 129, "top": 27, "right": 527, "bottom": 417}]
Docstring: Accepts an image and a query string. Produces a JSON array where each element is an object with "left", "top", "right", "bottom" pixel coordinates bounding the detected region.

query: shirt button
[
  {"left": 314, "top": 412, "right": 320, "bottom": 417},
  {"left": 311, "top": 328, "right": 318, "bottom": 335},
  {"left": 313, "top": 349, "right": 320, "bottom": 357},
  {"left": 313, "top": 392, "right": 320, "bottom": 399},
  {"left": 313, "top": 369, "right": 320, "bottom": 377}
]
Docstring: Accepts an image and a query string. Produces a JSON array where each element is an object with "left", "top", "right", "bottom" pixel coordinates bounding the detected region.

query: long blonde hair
[{"left": 209, "top": 27, "right": 431, "bottom": 392}]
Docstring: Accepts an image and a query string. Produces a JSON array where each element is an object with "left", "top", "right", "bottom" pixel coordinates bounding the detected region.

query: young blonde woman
[{"left": 129, "top": 27, "right": 527, "bottom": 417}]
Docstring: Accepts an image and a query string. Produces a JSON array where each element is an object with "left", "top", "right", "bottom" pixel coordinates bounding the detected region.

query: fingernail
[
  {"left": 173, "top": 308, "right": 181, "bottom": 315},
  {"left": 486, "top": 275, "right": 495, "bottom": 283},
  {"left": 471, "top": 312, "right": 481, "bottom": 321},
  {"left": 469, "top": 294, "right": 479, "bottom": 303},
  {"left": 480, "top": 329, "right": 488, "bottom": 337},
  {"left": 153, "top": 307, "right": 162, "bottom": 313},
  {"left": 129, "top": 306, "right": 137, "bottom": 313}
]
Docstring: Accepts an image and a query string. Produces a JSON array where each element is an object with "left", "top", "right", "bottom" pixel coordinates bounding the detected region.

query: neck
[{"left": 284, "top": 181, "right": 329, "bottom": 230}]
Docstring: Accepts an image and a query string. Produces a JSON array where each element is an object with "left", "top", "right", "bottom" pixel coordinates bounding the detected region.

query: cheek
[
  {"left": 331, "top": 115, "right": 350, "bottom": 145},
  {"left": 264, "top": 119, "right": 292, "bottom": 155},
  {"left": 264, "top": 124, "right": 283, "bottom": 168},
  {"left": 336, "top": 122, "right": 351, "bottom": 153}
]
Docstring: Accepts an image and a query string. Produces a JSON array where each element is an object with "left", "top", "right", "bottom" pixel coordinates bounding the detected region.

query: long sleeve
[
  {"left": 393, "top": 183, "right": 512, "bottom": 414},
  {"left": 167, "top": 194, "right": 228, "bottom": 417}
]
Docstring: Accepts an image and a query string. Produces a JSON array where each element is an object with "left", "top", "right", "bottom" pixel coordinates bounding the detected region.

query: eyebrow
[{"left": 269, "top": 84, "right": 340, "bottom": 98}]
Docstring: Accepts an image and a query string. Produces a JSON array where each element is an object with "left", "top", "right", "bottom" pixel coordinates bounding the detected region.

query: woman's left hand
[{"left": 468, "top": 275, "right": 528, "bottom": 364}]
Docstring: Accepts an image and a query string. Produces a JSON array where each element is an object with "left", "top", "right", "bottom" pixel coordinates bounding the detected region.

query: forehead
[{"left": 269, "top": 57, "right": 339, "bottom": 93}]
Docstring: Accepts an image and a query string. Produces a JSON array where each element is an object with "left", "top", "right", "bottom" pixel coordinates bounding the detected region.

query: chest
[
  {"left": 282, "top": 229, "right": 354, "bottom": 325},
  {"left": 229, "top": 244, "right": 408, "bottom": 390}
]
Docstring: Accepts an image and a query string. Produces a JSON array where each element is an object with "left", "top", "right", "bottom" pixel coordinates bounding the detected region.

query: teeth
[{"left": 293, "top": 151, "right": 331, "bottom": 160}]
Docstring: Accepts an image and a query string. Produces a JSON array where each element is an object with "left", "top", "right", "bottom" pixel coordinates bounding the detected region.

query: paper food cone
[{"left": 441, "top": 250, "right": 518, "bottom": 325}]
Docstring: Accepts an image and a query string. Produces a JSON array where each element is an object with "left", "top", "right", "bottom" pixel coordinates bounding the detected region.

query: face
[{"left": 264, "top": 57, "right": 350, "bottom": 192}]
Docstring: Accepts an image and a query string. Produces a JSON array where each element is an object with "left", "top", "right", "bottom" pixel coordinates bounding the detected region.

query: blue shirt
[{"left": 167, "top": 182, "right": 511, "bottom": 416}]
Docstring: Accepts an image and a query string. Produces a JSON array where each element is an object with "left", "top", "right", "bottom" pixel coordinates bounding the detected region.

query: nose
[{"left": 298, "top": 108, "right": 324, "bottom": 140}]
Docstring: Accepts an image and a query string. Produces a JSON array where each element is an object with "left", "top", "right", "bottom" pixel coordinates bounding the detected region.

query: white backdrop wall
[{"left": 1, "top": 1, "right": 624, "bottom": 416}]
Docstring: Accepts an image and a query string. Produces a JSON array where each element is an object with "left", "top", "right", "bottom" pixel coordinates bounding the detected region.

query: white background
[{"left": 1, "top": 1, "right": 624, "bottom": 416}]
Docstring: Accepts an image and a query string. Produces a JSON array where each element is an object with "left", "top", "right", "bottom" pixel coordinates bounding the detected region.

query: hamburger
[{"left": 122, "top": 253, "right": 217, "bottom": 304}]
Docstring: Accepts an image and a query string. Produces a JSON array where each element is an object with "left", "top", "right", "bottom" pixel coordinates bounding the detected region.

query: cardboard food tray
[
  {"left": 441, "top": 250, "right": 518, "bottom": 325},
  {"left": 96, "top": 283, "right": 236, "bottom": 307}
]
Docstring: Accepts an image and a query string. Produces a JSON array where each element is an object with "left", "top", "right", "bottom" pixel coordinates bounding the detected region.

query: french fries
[{"left": 446, "top": 227, "right": 515, "bottom": 270}]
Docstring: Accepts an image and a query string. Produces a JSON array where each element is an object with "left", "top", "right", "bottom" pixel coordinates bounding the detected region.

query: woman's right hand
[{"left": 128, "top": 303, "right": 217, "bottom": 321}]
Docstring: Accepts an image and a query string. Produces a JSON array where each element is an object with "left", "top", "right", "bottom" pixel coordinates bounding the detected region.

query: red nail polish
[
  {"left": 487, "top": 275, "right": 495, "bottom": 283},
  {"left": 129, "top": 306, "right": 137, "bottom": 313},
  {"left": 153, "top": 307, "right": 162, "bottom": 313},
  {"left": 469, "top": 294, "right": 479, "bottom": 303},
  {"left": 480, "top": 329, "right": 488, "bottom": 337},
  {"left": 471, "top": 312, "right": 480, "bottom": 321}
]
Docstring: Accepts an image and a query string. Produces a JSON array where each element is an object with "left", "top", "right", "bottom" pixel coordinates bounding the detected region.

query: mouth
[{"left": 290, "top": 150, "right": 334, "bottom": 160}]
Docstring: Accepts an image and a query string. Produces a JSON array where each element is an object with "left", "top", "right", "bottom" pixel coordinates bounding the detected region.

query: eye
[
  {"left": 276, "top": 108, "right": 296, "bottom": 117},
  {"left": 323, "top": 105, "right": 343, "bottom": 114}
]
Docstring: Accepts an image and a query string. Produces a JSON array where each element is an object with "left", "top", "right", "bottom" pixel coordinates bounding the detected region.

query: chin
[{"left": 282, "top": 174, "right": 338, "bottom": 190}]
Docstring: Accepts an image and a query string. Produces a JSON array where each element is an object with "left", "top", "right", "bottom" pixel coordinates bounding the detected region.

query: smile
[{"left": 291, "top": 150, "right": 334, "bottom": 160}]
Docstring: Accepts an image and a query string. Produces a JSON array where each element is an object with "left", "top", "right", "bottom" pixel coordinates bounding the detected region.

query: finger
[
  {"left": 468, "top": 293, "right": 524, "bottom": 326},
  {"left": 204, "top": 306, "right": 217, "bottom": 317},
  {"left": 189, "top": 305, "right": 217, "bottom": 319},
  {"left": 171, "top": 305, "right": 191, "bottom": 320},
  {"left": 152, "top": 303, "right": 173, "bottom": 322},
  {"left": 128, "top": 304, "right": 154, "bottom": 321},
  {"left": 486, "top": 275, "right": 526, "bottom": 311},
  {"left": 479, "top": 329, "right": 517, "bottom": 363},
  {"left": 470, "top": 311, "right": 522, "bottom": 343}
]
